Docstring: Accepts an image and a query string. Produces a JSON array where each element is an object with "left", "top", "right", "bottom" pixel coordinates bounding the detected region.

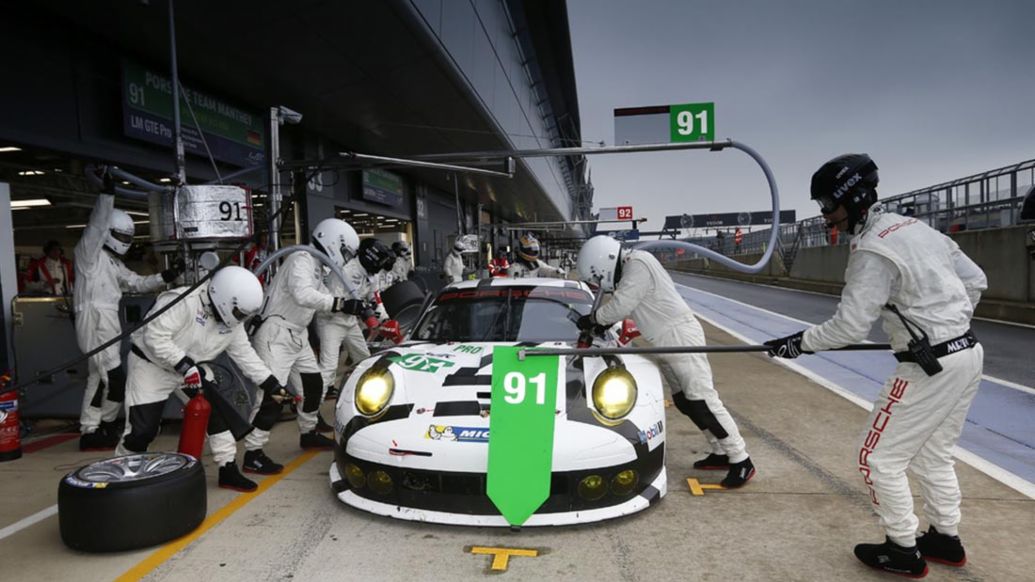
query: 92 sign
[
  {"left": 616, "top": 206, "right": 634, "bottom": 221},
  {"left": 670, "top": 102, "right": 714, "bottom": 142}
]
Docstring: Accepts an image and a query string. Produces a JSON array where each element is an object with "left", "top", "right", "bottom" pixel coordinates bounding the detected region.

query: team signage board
[
  {"left": 598, "top": 206, "right": 634, "bottom": 221},
  {"left": 614, "top": 102, "right": 715, "bottom": 145},
  {"left": 605, "top": 229, "right": 640, "bottom": 241},
  {"left": 487, "top": 346, "right": 560, "bottom": 526},
  {"left": 121, "top": 61, "right": 266, "bottom": 168},
  {"left": 663, "top": 210, "right": 797, "bottom": 230},
  {"left": 361, "top": 169, "right": 405, "bottom": 207}
]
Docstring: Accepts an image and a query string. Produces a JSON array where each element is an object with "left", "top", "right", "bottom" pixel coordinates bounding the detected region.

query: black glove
[
  {"left": 259, "top": 375, "right": 292, "bottom": 403},
  {"left": 161, "top": 258, "right": 186, "bottom": 283},
  {"left": 576, "top": 314, "right": 596, "bottom": 332},
  {"left": 332, "top": 298, "right": 366, "bottom": 315},
  {"left": 764, "top": 331, "right": 811, "bottom": 359}
]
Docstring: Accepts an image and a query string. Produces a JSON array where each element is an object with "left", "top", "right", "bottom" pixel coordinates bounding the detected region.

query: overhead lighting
[
  {"left": 125, "top": 210, "right": 150, "bottom": 217},
  {"left": 159, "top": 178, "right": 172, "bottom": 183},
  {"left": 11, "top": 199, "right": 51, "bottom": 208},
  {"left": 354, "top": 213, "right": 368, "bottom": 217},
  {"left": 0, "top": 146, "right": 21, "bottom": 153},
  {"left": 16, "top": 170, "right": 45, "bottom": 176}
]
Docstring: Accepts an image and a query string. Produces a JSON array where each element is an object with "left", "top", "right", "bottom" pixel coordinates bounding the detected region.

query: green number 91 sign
[
  {"left": 670, "top": 102, "right": 715, "bottom": 142},
  {"left": 487, "top": 346, "right": 560, "bottom": 526}
]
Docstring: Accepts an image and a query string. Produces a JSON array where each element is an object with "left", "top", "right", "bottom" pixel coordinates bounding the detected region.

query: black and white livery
[{"left": 329, "top": 277, "right": 667, "bottom": 526}]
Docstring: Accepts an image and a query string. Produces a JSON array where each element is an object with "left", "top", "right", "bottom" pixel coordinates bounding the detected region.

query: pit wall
[{"left": 667, "top": 225, "right": 1035, "bottom": 325}]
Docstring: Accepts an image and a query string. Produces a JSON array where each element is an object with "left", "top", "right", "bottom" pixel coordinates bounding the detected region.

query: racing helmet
[
  {"left": 452, "top": 239, "right": 465, "bottom": 253},
  {"left": 105, "top": 208, "right": 135, "bottom": 256},
  {"left": 810, "top": 153, "right": 879, "bottom": 233},
  {"left": 517, "top": 233, "right": 540, "bottom": 263},
  {"left": 358, "top": 238, "right": 396, "bottom": 275},
  {"left": 208, "top": 266, "right": 264, "bottom": 326},
  {"left": 312, "top": 218, "right": 360, "bottom": 268},
  {"left": 577, "top": 235, "right": 623, "bottom": 292},
  {"left": 391, "top": 241, "right": 411, "bottom": 258}
]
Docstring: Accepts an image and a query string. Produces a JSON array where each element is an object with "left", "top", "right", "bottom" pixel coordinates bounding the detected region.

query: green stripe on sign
[{"left": 487, "top": 346, "right": 560, "bottom": 526}]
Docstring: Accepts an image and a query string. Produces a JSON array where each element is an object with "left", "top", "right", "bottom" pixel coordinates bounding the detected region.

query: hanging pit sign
[
  {"left": 121, "top": 61, "right": 266, "bottom": 168},
  {"left": 362, "top": 169, "right": 404, "bottom": 207},
  {"left": 614, "top": 102, "right": 715, "bottom": 145}
]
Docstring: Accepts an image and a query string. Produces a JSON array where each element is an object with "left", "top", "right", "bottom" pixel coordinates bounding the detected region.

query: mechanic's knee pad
[
  {"left": 672, "top": 393, "right": 729, "bottom": 439},
  {"left": 300, "top": 373, "right": 323, "bottom": 413}
]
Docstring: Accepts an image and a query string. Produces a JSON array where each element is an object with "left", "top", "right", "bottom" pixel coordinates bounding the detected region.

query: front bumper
[{"left": 328, "top": 442, "right": 665, "bottom": 526}]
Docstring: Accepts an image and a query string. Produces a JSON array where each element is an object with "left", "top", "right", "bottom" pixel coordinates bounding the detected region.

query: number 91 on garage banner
[{"left": 487, "top": 346, "right": 561, "bottom": 526}]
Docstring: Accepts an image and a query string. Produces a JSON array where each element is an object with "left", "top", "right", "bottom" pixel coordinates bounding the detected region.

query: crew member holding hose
[
  {"left": 243, "top": 218, "right": 361, "bottom": 472},
  {"left": 315, "top": 237, "right": 396, "bottom": 400},
  {"left": 765, "top": 154, "right": 987, "bottom": 577},
  {"left": 74, "top": 190, "right": 183, "bottom": 450},
  {"left": 116, "top": 266, "right": 287, "bottom": 491},
  {"left": 574, "top": 235, "right": 755, "bottom": 488}
]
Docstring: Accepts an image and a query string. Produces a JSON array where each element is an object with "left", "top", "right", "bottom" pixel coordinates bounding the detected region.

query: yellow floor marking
[
  {"left": 115, "top": 450, "right": 321, "bottom": 582},
  {"left": 686, "top": 477, "right": 726, "bottom": 496},
  {"left": 469, "top": 546, "right": 539, "bottom": 571}
]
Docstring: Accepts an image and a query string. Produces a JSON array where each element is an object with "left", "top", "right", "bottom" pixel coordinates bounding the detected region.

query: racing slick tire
[
  {"left": 380, "top": 280, "right": 426, "bottom": 319},
  {"left": 58, "top": 452, "right": 206, "bottom": 552}
]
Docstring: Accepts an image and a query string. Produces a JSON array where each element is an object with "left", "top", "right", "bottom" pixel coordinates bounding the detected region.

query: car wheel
[{"left": 58, "top": 452, "right": 206, "bottom": 552}]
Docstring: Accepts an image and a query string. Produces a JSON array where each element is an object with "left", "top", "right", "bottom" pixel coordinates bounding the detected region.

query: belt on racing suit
[{"left": 894, "top": 330, "right": 977, "bottom": 363}]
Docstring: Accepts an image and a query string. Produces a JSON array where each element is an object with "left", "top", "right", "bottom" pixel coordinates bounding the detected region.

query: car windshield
[{"left": 411, "top": 285, "right": 594, "bottom": 343}]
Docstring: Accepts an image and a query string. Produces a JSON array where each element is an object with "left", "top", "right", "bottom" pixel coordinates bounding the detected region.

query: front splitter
[{"left": 328, "top": 462, "right": 666, "bottom": 527}]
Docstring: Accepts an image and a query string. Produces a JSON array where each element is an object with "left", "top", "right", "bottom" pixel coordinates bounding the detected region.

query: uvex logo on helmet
[{"left": 833, "top": 173, "right": 863, "bottom": 199}]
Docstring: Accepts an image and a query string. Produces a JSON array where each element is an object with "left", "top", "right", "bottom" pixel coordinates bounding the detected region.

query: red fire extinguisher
[
  {"left": 0, "top": 373, "right": 22, "bottom": 462},
  {"left": 177, "top": 392, "right": 211, "bottom": 461}
]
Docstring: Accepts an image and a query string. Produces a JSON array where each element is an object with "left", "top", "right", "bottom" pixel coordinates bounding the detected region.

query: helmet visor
[
  {"left": 814, "top": 194, "right": 839, "bottom": 215},
  {"left": 230, "top": 306, "right": 253, "bottom": 323},
  {"left": 110, "top": 230, "right": 133, "bottom": 244}
]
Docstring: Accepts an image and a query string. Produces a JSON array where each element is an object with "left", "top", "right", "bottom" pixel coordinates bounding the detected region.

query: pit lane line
[{"left": 674, "top": 283, "right": 1035, "bottom": 500}]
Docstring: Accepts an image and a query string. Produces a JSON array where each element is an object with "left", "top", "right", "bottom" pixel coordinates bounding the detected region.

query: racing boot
[
  {"left": 243, "top": 449, "right": 284, "bottom": 475},
  {"left": 219, "top": 462, "right": 258, "bottom": 492},
  {"left": 316, "top": 413, "right": 334, "bottom": 434},
  {"left": 100, "top": 419, "right": 124, "bottom": 440},
  {"left": 324, "top": 385, "right": 340, "bottom": 400},
  {"left": 300, "top": 430, "right": 335, "bottom": 450},
  {"left": 720, "top": 457, "right": 755, "bottom": 488},
  {"left": 693, "top": 453, "right": 730, "bottom": 470},
  {"left": 79, "top": 430, "right": 117, "bottom": 451},
  {"left": 854, "top": 538, "right": 928, "bottom": 578},
  {"left": 916, "top": 526, "right": 966, "bottom": 567}
]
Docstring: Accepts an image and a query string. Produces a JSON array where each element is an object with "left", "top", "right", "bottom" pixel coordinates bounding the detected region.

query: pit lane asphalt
[
  {"left": 669, "top": 271, "right": 1034, "bottom": 387},
  {"left": 1, "top": 323, "right": 1031, "bottom": 581}
]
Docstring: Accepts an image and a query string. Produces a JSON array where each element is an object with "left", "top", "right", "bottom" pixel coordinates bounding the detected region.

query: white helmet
[
  {"left": 105, "top": 209, "right": 135, "bottom": 256},
  {"left": 576, "top": 235, "right": 623, "bottom": 292},
  {"left": 312, "top": 218, "right": 360, "bottom": 268},
  {"left": 207, "top": 266, "right": 264, "bottom": 326}
]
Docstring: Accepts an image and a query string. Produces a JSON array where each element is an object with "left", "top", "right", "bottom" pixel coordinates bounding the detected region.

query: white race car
[{"left": 329, "top": 277, "right": 666, "bottom": 526}]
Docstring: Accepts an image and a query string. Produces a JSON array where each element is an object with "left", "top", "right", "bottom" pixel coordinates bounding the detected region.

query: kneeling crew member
[
  {"left": 765, "top": 154, "right": 986, "bottom": 577},
  {"left": 117, "top": 266, "right": 287, "bottom": 491},
  {"left": 575, "top": 235, "right": 754, "bottom": 488}
]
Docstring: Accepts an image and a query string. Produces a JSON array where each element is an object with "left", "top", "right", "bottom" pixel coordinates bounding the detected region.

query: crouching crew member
[
  {"left": 116, "top": 266, "right": 288, "bottom": 491},
  {"left": 766, "top": 154, "right": 987, "bottom": 577},
  {"left": 575, "top": 235, "right": 755, "bottom": 488}
]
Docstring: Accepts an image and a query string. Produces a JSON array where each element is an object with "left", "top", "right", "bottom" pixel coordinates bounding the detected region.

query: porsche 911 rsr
[{"left": 329, "top": 278, "right": 666, "bottom": 526}]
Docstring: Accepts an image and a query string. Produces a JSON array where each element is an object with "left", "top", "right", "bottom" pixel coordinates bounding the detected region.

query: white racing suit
[
  {"left": 314, "top": 258, "right": 377, "bottom": 394},
  {"left": 115, "top": 285, "right": 275, "bottom": 465},
  {"left": 506, "top": 259, "right": 566, "bottom": 279},
  {"left": 801, "top": 207, "right": 987, "bottom": 547},
  {"left": 73, "top": 194, "right": 166, "bottom": 434},
  {"left": 245, "top": 251, "right": 334, "bottom": 451},
  {"left": 593, "top": 250, "right": 748, "bottom": 462},
  {"left": 379, "top": 256, "right": 412, "bottom": 289},
  {"left": 444, "top": 251, "right": 464, "bottom": 283}
]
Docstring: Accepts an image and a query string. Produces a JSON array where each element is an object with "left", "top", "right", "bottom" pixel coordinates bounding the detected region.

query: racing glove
[
  {"left": 576, "top": 314, "right": 596, "bottom": 332},
  {"left": 176, "top": 357, "right": 203, "bottom": 390},
  {"left": 764, "top": 331, "right": 811, "bottom": 359},
  {"left": 161, "top": 257, "right": 187, "bottom": 283},
  {"left": 259, "top": 375, "right": 294, "bottom": 404},
  {"left": 331, "top": 298, "right": 366, "bottom": 315}
]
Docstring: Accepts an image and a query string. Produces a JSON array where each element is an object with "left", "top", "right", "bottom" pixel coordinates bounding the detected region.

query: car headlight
[
  {"left": 354, "top": 368, "right": 394, "bottom": 418},
  {"left": 591, "top": 366, "right": 637, "bottom": 422}
]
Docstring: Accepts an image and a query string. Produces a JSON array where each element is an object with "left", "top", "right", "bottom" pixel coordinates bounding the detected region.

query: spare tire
[
  {"left": 58, "top": 453, "right": 206, "bottom": 552},
  {"left": 380, "top": 280, "right": 426, "bottom": 319}
]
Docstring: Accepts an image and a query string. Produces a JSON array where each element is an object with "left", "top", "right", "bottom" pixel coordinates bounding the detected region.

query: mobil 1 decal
[{"left": 486, "top": 346, "right": 561, "bottom": 526}]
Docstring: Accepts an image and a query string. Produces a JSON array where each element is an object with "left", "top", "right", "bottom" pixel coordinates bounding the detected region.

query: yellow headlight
[
  {"left": 354, "top": 368, "right": 394, "bottom": 417},
  {"left": 611, "top": 469, "right": 639, "bottom": 496},
  {"left": 591, "top": 367, "right": 637, "bottom": 421},
  {"left": 577, "top": 475, "right": 607, "bottom": 501},
  {"left": 368, "top": 470, "right": 394, "bottom": 495}
]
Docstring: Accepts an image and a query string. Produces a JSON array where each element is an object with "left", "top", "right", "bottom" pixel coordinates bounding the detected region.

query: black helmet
[
  {"left": 391, "top": 241, "right": 411, "bottom": 258},
  {"left": 810, "top": 153, "right": 879, "bottom": 231},
  {"left": 358, "top": 238, "right": 395, "bottom": 275}
]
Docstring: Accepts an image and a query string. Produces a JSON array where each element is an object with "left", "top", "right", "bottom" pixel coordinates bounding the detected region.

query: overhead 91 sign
[
  {"left": 670, "top": 102, "right": 714, "bottom": 142},
  {"left": 614, "top": 102, "right": 715, "bottom": 145}
]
